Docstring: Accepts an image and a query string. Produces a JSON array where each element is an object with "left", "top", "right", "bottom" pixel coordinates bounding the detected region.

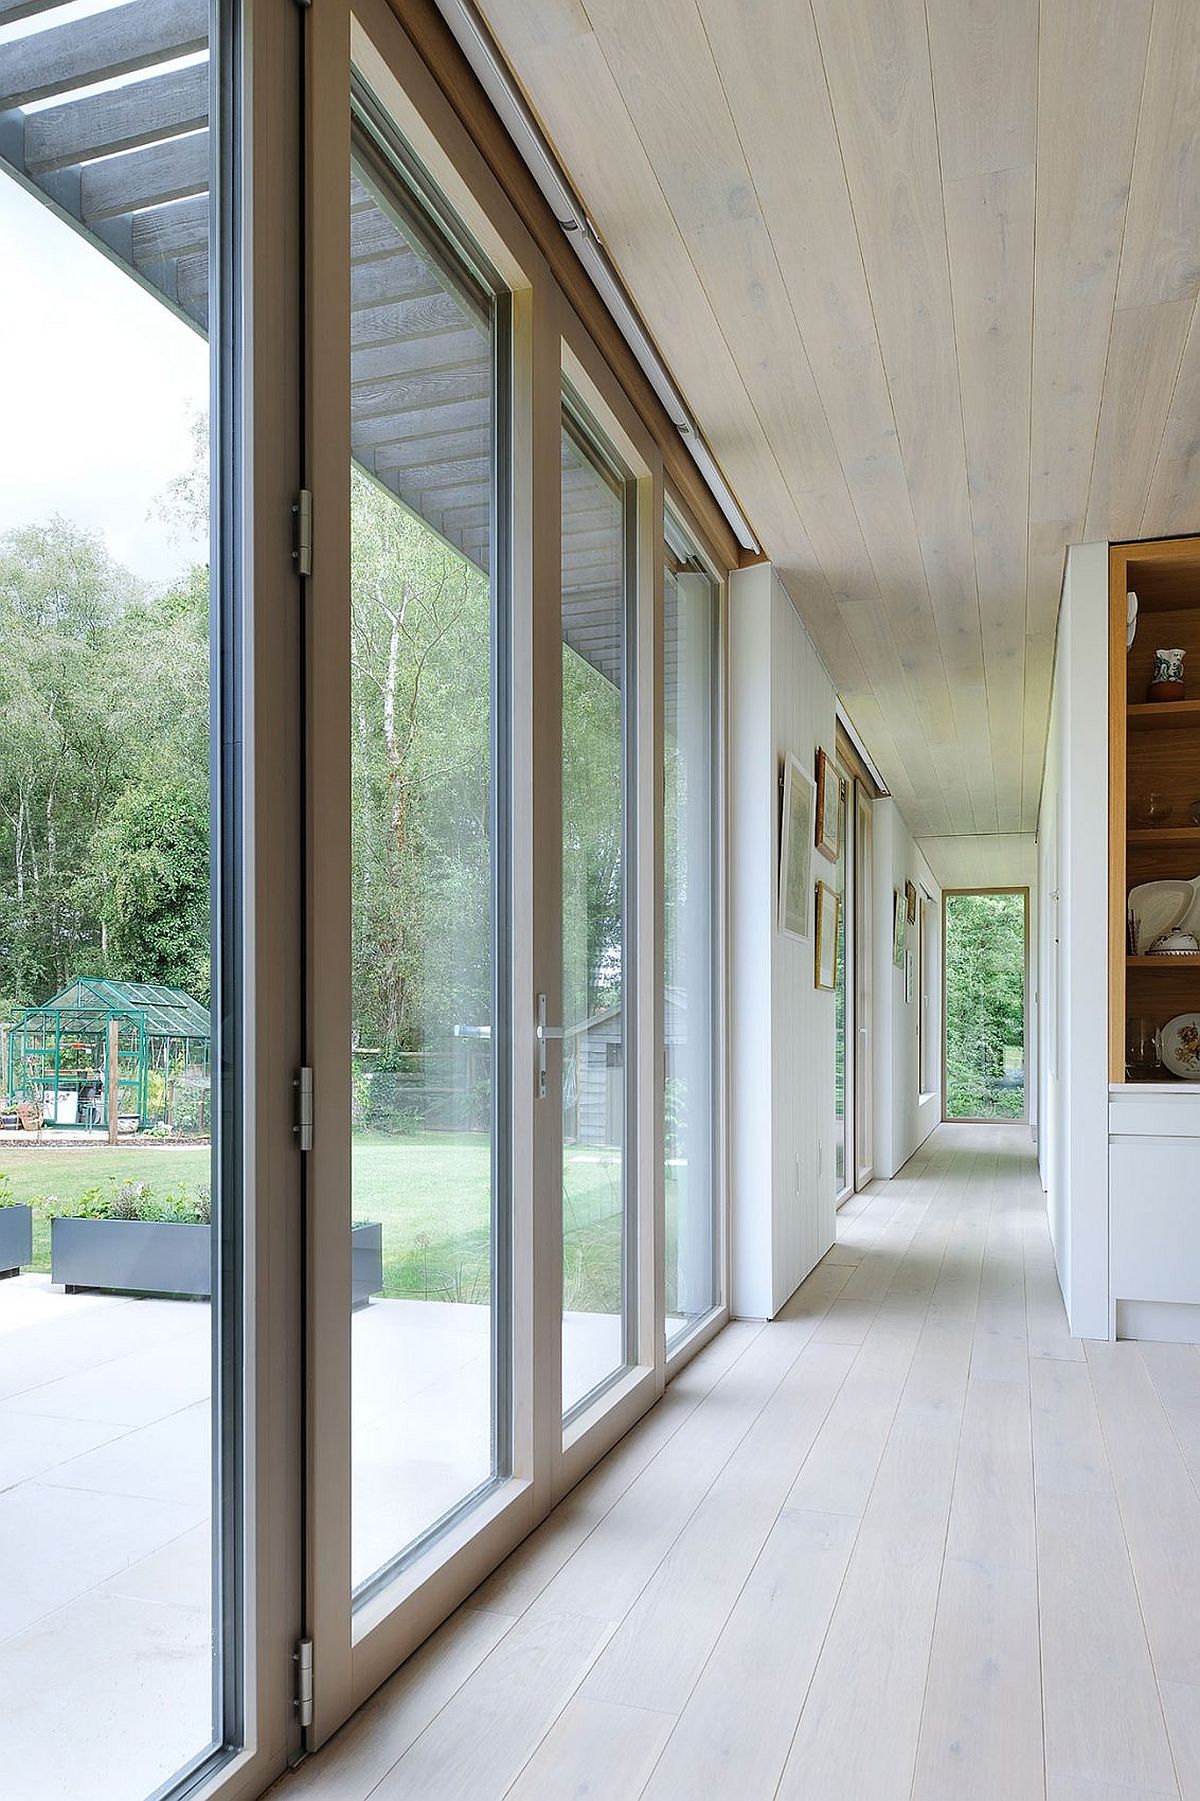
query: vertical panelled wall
[
  {"left": 728, "top": 563, "right": 837, "bottom": 1318},
  {"left": 1036, "top": 541, "right": 1110, "bottom": 1338},
  {"left": 871, "top": 804, "right": 940, "bottom": 1179}
]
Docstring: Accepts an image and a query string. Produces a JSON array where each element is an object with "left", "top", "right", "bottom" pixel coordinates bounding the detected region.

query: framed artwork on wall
[
  {"left": 905, "top": 879, "right": 918, "bottom": 923},
  {"left": 815, "top": 880, "right": 840, "bottom": 989},
  {"left": 893, "top": 889, "right": 907, "bottom": 967},
  {"left": 779, "top": 754, "right": 816, "bottom": 940},
  {"left": 905, "top": 945, "right": 914, "bottom": 1003},
  {"left": 815, "top": 746, "right": 841, "bottom": 861}
]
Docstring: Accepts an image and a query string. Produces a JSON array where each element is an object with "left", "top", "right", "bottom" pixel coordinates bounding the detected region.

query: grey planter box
[
  {"left": 352, "top": 1221, "right": 384, "bottom": 1308},
  {"left": 50, "top": 1215, "right": 386, "bottom": 1305},
  {"left": 0, "top": 1204, "right": 32, "bottom": 1276},
  {"left": 52, "top": 1216, "right": 211, "bottom": 1299}
]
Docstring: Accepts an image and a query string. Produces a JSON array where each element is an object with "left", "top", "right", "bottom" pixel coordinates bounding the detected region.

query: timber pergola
[{"left": 0, "top": 0, "right": 634, "bottom": 676}]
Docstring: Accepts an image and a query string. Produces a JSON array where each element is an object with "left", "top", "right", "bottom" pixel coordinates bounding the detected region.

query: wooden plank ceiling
[
  {"left": 477, "top": 0, "right": 1200, "bottom": 836},
  {"left": 915, "top": 833, "right": 1037, "bottom": 891}
]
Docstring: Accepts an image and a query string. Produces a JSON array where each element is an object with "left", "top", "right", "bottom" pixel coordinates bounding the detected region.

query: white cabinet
[{"left": 1110, "top": 1089, "right": 1200, "bottom": 1341}]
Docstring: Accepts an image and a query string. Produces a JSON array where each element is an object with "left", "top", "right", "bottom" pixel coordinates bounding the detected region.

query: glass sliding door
[
  {"left": 305, "top": 3, "right": 664, "bottom": 1742},
  {"left": 833, "top": 765, "right": 854, "bottom": 1204},
  {"left": 854, "top": 787, "right": 875, "bottom": 1187},
  {"left": 663, "top": 530, "right": 719, "bottom": 1347},
  {"left": 920, "top": 894, "right": 938, "bottom": 1096},
  {"left": 0, "top": 2, "right": 245, "bottom": 1795},
  {"left": 560, "top": 396, "right": 634, "bottom": 1419},
  {"left": 346, "top": 98, "right": 510, "bottom": 1599}
]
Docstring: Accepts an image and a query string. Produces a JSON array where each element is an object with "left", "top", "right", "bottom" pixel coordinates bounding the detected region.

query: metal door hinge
[
  {"left": 292, "top": 490, "right": 312, "bottom": 577},
  {"left": 294, "top": 1636, "right": 314, "bottom": 1728},
  {"left": 294, "top": 1067, "right": 314, "bottom": 1152}
]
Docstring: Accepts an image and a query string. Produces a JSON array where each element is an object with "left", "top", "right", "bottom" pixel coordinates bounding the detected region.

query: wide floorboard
[{"left": 269, "top": 1124, "right": 1200, "bottom": 1800}]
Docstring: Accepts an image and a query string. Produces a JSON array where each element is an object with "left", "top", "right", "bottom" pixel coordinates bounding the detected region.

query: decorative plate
[
  {"left": 1178, "top": 876, "right": 1200, "bottom": 942},
  {"left": 1128, "top": 880, "right": 1194, "bottom": 955},
  {"left": 1160, "top": 1013, "right": 1200, "bottom": 1082}
]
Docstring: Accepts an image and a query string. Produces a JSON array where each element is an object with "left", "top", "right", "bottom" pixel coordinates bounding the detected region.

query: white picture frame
[{"left": 779, "top": 754, "right": 816, "bottom": 940}]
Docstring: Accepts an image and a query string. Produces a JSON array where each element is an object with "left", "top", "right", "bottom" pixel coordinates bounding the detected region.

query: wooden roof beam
[
  {"left": 81, "top": 128, "right": 208, "bottom": 223},
  {"left": 23, "top": 61, "right": 207, "bottom": 174},
  {"left": 0, "top": 0, "right": 207, "bottom": 110}
]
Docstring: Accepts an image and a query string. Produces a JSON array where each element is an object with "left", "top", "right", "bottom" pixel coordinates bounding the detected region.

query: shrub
[{"left": 51, "top": 1177, "right": 210, "bottom": 1226}]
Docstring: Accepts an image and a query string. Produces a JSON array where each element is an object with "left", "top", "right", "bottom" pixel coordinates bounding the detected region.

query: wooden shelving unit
[
  {"left": 1128, "top": 699, "right": 1200, "bottom": 732},
  {"left": 1110, "top": 537, "right": 1200, "bottom": 1081}
]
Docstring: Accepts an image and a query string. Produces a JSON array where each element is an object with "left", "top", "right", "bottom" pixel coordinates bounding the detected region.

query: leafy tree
[
  {"left": 0, "top": 515, "right": 210, "bottom": 1013},
  {"left": 0, "top": 519, "right": 147, "bottom": 998},
  {"left": 562, "top": 644, "right": 622, "bottom": 1027},
  {"left": 944, "top": 892, "right": 1026, "bottom": 1118},
  {"left": 89, "top": 780, "right": 210, "bottom": 1000},
  {"left": 349, "top": 466, "right": 491, "bottom": 1066}
]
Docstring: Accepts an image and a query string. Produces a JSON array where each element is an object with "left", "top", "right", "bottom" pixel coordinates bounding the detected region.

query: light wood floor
[{"left": 270, "top": 1124, "right": 1200, "bottom": 1800}]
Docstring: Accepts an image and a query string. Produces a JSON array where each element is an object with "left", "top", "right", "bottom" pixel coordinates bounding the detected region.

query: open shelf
[
  {"left": 1128, "top": 699, "right": 1200, "bottom": 731},
  {"left": 1112, "top": 539, "right": 1200, "bottom": 1079}
]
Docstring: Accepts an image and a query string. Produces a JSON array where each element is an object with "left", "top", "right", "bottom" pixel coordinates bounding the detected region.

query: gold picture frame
[
  {"left": 815, "top": 746, "right": 841, "bottom": 862},
  {"left": 815, "top": 879, "right": 840, "bottom": 989}
]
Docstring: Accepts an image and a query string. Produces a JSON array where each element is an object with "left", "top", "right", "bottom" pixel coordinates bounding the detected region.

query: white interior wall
[
  {"left": 871, "top": 801, "right": 941, "bottom": 1178},
  {"left": 1036, "top": 541, "right": 1110, "bottom": 1338},
  {"left": 728, "top": 563, "right": 837, "bottom": 1317}
]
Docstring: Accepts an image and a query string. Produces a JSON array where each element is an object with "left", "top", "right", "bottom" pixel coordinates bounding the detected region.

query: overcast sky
[{"left": 0, "top": 169, "right": 208, "bottom": 586}]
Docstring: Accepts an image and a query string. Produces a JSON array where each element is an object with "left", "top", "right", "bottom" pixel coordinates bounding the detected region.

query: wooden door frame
[
  {"left": 940, "top": 886, "right": 1031, "bottom": 1126},
  {"left": 302, "top": 0, "right": 671, "bottom": 1742},
  {"left": 663, "top": 514, "right": 731, "bottom": 1377},
  {"left": 853, "top": 785, "right": 875, "bottom": 1188},
  {"left": 835, "top": 759, "right": 856, "bottom": 1206}
]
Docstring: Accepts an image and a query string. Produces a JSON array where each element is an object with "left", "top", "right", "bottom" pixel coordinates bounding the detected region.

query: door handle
[{"left": 537, "top": 993, "right": 563, "bottom": 1099}]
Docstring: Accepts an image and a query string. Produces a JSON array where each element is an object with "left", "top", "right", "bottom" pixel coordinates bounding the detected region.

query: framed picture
[
  {"left": 778, "top": 754, "right": 816, "bottom": 940},
  {"left": 815, "top": 746, "right": 841, "bottom": 861},
  {"left": 905, "top": 879, "right": 917, "bottom": 923},
  {"left": 904, "top": 945, "right": 914, "bottom": 1003},
  {"left": 893, "top": 889, "right": 907, "bottom": 967},
  {"left": 815, "top": 880, "right": 840, "bottom": 989}
]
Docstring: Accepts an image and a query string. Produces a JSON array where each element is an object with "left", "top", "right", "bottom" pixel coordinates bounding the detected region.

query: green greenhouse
[{"left": 5, "top": 979, "right": 211, "bottom": 1133}]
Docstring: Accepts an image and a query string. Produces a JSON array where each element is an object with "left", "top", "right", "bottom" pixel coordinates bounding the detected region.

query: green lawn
[
  {"left": 352, "top": 1132, "right": 626, "bottom": 1311},
  {"left": 0, "top": 1142, "right": 211, "bottom": 1271},
  {"left": 1, "top": 1131, "right": 647, "bottom": 1314}
]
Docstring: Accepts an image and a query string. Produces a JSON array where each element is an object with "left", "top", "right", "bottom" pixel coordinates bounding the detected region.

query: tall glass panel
[
  {"left": 833, "top": 769, "right": 851, "bottom": 1199},
  {"left": 348, "top": 112, "right": 506, "bottom": 1595},
  {"left": 663, "top": 551, "right": 718, "bottom": 1347},
  {"left": 944, "top": 891, "right": 1027, "bottom": 1120},
  {"left": 561, "top": 405, "right": 630, "bottom": 1418},
  {"left": 0, "top": 3, "right": 237, "bottom": 1795}
]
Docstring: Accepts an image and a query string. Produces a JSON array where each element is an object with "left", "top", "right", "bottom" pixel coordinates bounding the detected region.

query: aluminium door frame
[{"left": 192, "top": 0, "right": 307, "bottom": 1794}]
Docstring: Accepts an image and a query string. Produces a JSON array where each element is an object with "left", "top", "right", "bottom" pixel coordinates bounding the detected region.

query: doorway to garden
[{"left": 942, "top": 888, "right": 1030, "bottom": 1123}]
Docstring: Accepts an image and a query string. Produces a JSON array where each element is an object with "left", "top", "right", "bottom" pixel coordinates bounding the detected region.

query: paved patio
[{"left": 0, "top": 1274, "right": 623, "bottom": 1800}]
